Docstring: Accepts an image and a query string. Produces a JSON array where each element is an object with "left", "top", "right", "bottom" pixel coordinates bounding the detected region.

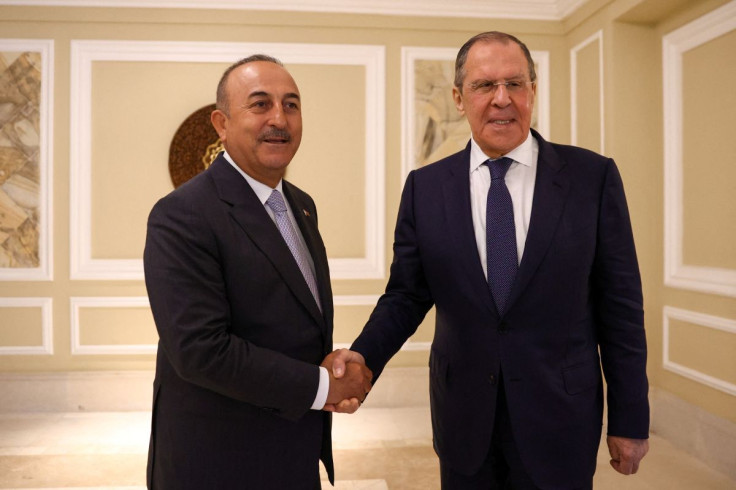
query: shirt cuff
[{"left": 311, "top": 366, "right": 329, "bottom": 410}]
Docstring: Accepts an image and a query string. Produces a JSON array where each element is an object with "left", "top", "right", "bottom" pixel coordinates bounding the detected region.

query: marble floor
[{"left": 0, "top": 407, "right": 733, "bottom": 489}]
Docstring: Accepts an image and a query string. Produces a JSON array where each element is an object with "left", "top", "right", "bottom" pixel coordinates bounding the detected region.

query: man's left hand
[{"left": 606, "top": 435, "right": 649, "bottom": 475}]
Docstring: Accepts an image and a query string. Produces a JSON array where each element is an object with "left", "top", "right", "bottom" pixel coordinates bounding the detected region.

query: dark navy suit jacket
[
  {"left": 352, "top": 130, "right": 649, "bottom": 488},
  {"left": 144, "top": 155, "right": 334, "bottom": 489}
]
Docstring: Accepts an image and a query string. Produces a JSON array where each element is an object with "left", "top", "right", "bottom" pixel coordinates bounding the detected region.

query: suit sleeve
[
  {"left": 144, "top": 193, "right": 319, "bottom": 422},
  {"left": 351, "top": 170, "right": 434, "bottom": 379},
  {"left": 593, "top": 160, "right": 649, "bottom": 439}
]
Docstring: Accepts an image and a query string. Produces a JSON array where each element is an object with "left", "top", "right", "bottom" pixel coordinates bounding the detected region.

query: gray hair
[{"left": 454, "top": 31, "right": 536, "bottom": 89}]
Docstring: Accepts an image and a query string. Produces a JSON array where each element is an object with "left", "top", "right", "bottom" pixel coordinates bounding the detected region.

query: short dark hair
[
  {"left": 454, "top": 31, "right": 536, "bottom": 89},
  {"left": 216, "top": 54, "right": 284, "bottom": 115}
]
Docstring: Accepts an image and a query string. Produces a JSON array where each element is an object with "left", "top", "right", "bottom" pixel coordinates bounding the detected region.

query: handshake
[{"left": 320, "top": 349, "right": 372, "bottom": 414}]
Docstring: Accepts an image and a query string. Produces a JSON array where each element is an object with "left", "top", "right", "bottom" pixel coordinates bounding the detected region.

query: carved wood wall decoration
[{"left": 168, "top": 103, "right": 221, "bottom": 188}]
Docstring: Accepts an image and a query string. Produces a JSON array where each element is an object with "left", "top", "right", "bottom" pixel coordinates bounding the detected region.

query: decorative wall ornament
[
  {"left": 0, "top": 40, "right": 53, "bottom": 281},
  {"left": 168, "top": 103, "right": 219, "bottom": 188}
]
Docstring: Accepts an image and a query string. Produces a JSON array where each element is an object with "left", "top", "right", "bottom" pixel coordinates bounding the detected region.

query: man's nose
[
  {"left": 491, "top": 85, "right": 512, "bottom": 106},
  {"left": 268, "top": 105, "right": 287, "bottom": 127}
]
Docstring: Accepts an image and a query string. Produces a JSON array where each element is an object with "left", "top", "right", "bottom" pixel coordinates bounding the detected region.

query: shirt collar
[
  {"left": 469, "top": 131, "right": 534, "bottom": 173},
  {"left": 222, "top": 150, "right": 283, "bottom": 205}
]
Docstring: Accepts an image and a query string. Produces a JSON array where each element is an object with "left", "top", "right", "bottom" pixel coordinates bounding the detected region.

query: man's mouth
[
  {"left": 260, "top": 130, "right": 291, "bottom": 144},
  {"left": 490, "top": 119, "right": 512, "bottom": 125}
]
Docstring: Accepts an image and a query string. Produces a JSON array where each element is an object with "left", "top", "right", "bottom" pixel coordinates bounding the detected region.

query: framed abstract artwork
[{"left": 0, "top": 39, "right": 53, "bottom": 280}]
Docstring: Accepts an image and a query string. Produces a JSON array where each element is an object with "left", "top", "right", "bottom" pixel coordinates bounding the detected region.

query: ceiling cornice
[{"left": 0, "top": 0, "right": 590, "bottom": 21}]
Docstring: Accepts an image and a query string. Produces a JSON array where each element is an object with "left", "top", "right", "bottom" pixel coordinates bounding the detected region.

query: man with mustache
[
  {"left": 144, "top": 55, "right": 372, "bottom": 489},
  {"left": 328, "top": 31, "right": 649, "bottom": 489}
]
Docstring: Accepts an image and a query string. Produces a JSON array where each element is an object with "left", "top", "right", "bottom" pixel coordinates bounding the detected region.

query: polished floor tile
[{"left": 0, "top": 409, "right": 733, "bottom": 489}]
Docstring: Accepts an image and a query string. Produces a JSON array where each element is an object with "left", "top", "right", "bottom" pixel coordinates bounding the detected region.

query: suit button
[
  {"left": 499, "top": 322, "right": 509, "bottom": 334},
  {"left": 489, "top": 374, "right": 497, "bottom": 386}
]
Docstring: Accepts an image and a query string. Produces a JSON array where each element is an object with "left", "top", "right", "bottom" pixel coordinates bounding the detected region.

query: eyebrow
[
  {"left": 247, "top": 90, "right": 301, "bottom": 100},
  {"left": 469, "top": 74, "right": 526, "bottom": 84}
]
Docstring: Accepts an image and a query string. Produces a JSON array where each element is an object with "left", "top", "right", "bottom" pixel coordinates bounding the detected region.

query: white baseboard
[
  {"left": 3, "top": 370, "right": 732, "bottom": 481},
  {"left": 0, "top": 367, "right": 429, "bottom": 412},
  {"left": 0, "top": 371, "right": 155, "bottom": 412},
  {"left": 650, "top": 387, "right": 736, "bottom": 481}
]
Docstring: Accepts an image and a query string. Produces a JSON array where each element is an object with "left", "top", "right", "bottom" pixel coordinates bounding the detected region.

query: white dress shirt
[
  {"left": 469, "top": 132, "right": 538, "bottom": 278},
  {"left": 223, "top": 151, "right": 329, "bottom": 410}
]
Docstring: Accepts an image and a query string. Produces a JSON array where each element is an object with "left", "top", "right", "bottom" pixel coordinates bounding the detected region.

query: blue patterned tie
[
  {"left": 486, "top": 157, "right": 517, "bottom": 315},
  {"left": 266, "top": 190, "right": 322, "bottom": 311}
]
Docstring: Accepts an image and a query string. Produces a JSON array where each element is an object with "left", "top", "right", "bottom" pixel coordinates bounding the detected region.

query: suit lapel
[
  {"left": 208, "top": 156, "right": 327, "bottom": 329},
  {"left": 506, "top": 130, "right": 570, "bottom": 310},
  {"left": 442, "top": 144, "right": 498, "bottom": 317}
]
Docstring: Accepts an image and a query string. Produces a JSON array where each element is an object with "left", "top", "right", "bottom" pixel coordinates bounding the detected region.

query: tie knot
[
  {"left": 266, "top": 189, "right": 287, "bottom": 214},
  {"left": 487, "top": 157, "right": 513, "bottom": 181}
]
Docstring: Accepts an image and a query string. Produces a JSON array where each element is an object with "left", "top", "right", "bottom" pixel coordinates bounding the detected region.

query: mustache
[{"left": 259, "top": 129, "right": 291, "bottom": 142}]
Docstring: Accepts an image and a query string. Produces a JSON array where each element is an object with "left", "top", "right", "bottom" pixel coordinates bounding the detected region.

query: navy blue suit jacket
[
  {"left": 352, "top": 130, "right": 649, "bottom": 488},
  {"left": 145, "top": 155, "right": 334, "bottom": 489}
]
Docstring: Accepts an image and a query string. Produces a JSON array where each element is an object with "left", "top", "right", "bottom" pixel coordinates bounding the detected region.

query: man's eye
[
  {"left": 471, "top": 81, "right": 493, "bottom": 92},
  {"left": 507, "top": 81, "right": 523, "bottom": 89}
]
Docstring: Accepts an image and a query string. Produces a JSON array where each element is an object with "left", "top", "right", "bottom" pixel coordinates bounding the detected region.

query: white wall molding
[
  {"left": 0, "top": 39, "right": 54, "bottom": 281},
  {"left": 70, "top": 296, "right": 156, "bottom": 355},
  {"left": 532, "top": 50, "right": 551, "bottom": 142},
  {"left": 663, "top": 3, "right": 736, "bottom": 297},
  {"left": 663, "top": 306, "right": 736, "bottom": 396},
  {"left": 332, "top": 294, "right": 430, "bottom": 351},
  {"left": 0, "top": 297, "right": 53, "bottom": 355},
  {"left": 69, "top": 40, "right": 385, "bottom": 280},
  {"left": 400, "top": 47, "right": 549, "bottom": 185},
  {"left": 0, "top": 0, "right": 589, "bottom": 21},
  {"left": 570, "top": 29, "right": 604, "bottom": 154}
]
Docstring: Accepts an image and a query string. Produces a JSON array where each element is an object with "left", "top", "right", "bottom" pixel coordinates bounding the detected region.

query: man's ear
[
  {"left": 452, "top": 86, "right": 465, "bottom": 116},
  {"left": 210, "top": 109, "right": 228, "bottom": 141}
]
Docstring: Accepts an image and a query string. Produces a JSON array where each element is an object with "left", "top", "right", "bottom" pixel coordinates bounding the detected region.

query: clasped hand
[{"left": 320, "top": 349, "right": 372, "bottom": 414}]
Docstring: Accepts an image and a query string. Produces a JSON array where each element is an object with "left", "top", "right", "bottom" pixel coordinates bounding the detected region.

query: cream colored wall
[
  {"left": 655, "top": 0, "right": 736, "bottom": 423},
  {"left": 90, "top": 60, "right": 221, "bottom": 260},
  {"left": 286, "top": 64, "right": 367, "bottom": 259},
  {"left": 0, "top": 5, "right": 566, "bottom": 373},
  {"left": 568, "top": 0, "right": 735, "bottom": 424},
  {"left": 0, "top": 307, "right": 43, "bottom": 347},
  {"left": 0, "top": 1, "right": 734, "bottom": 427},
  {"left": 681, "top": 31, "right": 736, "bottom": 270}
]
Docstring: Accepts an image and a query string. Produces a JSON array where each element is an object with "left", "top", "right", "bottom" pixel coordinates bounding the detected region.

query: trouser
[{"left": 440, "top": 374, "right": 593, "bottom": 490}]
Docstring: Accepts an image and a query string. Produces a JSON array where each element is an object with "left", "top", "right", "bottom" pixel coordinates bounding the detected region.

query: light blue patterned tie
[
  {"left": 266, "top": 189, "right": 322, "bottom": 311},
  {"left": 486, "top": 157, "right": 517, "bottom": 315}
]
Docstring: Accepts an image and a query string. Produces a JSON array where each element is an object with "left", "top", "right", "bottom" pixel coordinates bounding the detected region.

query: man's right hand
[{"left": 321, "top": 349, "right": 372, "bottom": 413}]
